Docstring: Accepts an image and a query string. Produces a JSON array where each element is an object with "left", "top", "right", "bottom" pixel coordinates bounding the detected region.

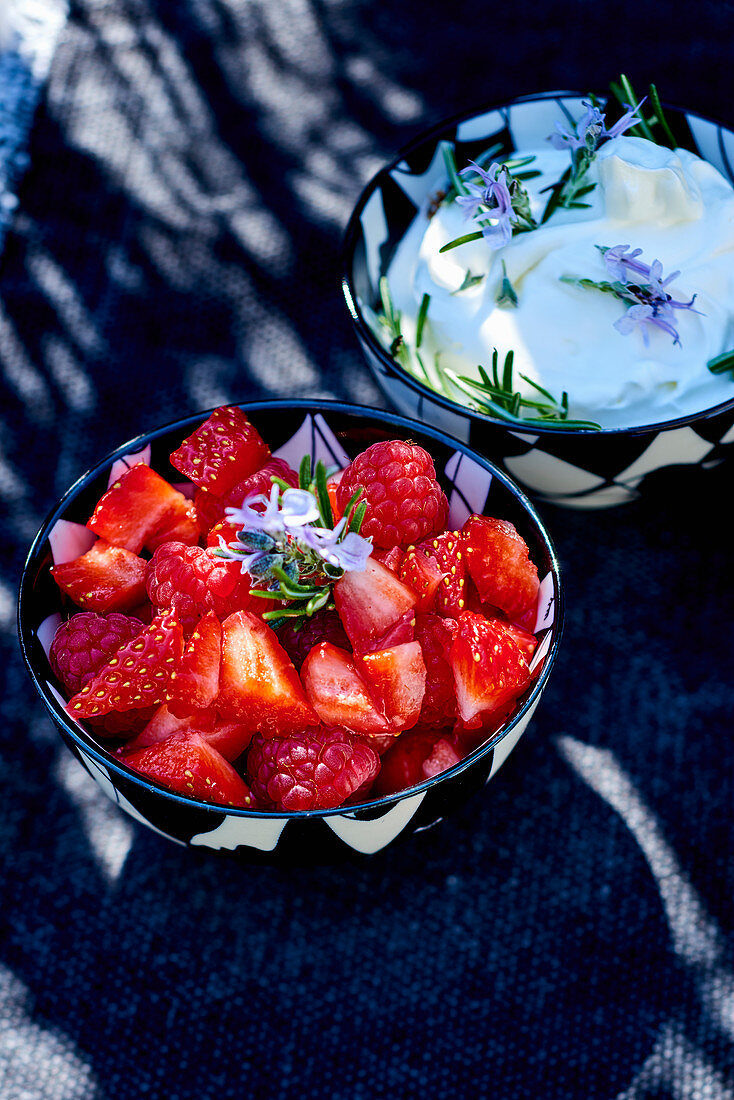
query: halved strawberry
[
  {"left": 449, "top": 611, "right": 531, "bottom": 730},
  {"left": 123, "top": 731, "right": 253, "bottom": 807},
  {"left": 169, "top": 406, "right": 270, "bottom": 496},
  {"left": 218, "top": 610, "right": 316, "bottom": 736},
  {"left": 372, "top": 727, "right": 463, "bottom": 797},
  {"left": 399, "top": 545, "right": 445, "bottom": 611},
  {"left": 359, "top": 641, "right": 426, "bottom": 731},
  {"left": 166, "top": 611, "right": 221, "bottom": 717},
  {"left": 87, "top": 463, "right": 198, "bottom": 554},
  {"left": 300, "top": 642, "right": 390, "bottom": 736},
  {"left": 416, "top": 530, "right": 472, "bottom": 616},
  {"left": 67, "top": 610, "right": 184, "bottom": 721},
  {"left": 51, "top": 540, "right": 147, "bottom": 614},
  {"left": 333, "top": 557, "right": 417, "bottom": 654},
  {"left": 462, "top": 515, "right": 539, "bottom": 622}
]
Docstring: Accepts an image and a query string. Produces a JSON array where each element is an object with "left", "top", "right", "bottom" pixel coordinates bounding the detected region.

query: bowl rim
[
  {"left": 341, "top": 89, "right": 734, "bottom": 438},
  {"left": 18, "top": 398, "right": 564, "bottom": 822}
]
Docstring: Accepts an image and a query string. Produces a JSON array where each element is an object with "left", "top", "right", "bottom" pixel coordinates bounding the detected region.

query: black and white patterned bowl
[
  {"left": 342, "top": 92, "right": 734, "bottom": 510},
  {"left": 18, "top": 401, "right": 563, "bottom": 864}
]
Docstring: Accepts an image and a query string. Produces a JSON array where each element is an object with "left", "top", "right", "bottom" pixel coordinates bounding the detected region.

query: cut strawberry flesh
[
  {"left": 372, "top": 727, "right": 462, "bottom": 797},
  {"left": 300, "top": 641, "right": 390, "bottom": 736},
  {"left": 463, "top": 515, "right": 539, "bottom": 621},
  {"left": 449, "top": 611, "right": 531, "bottom": 730},
  {"left": 124, "top": 704, "right": 253, "bottom": 762},
  {"left": 359, "top": 640, "right": 426, "bottom": 731},
  {"left": 166, "top": 610, "right": 221, "bottom": 716},
  {"left": 218, "top": 610, "right": 316, "bottom": 736},
  {"left": 399, "top": 545, "right": 445, "bottom": 611},
  {"left": 123, "top": 731, "right": 253, "bottom": 806},
  {"left": 169, "top": 406, "right": 270, "bottom": 496},
  {"left": 87, "top": 463, "right": 198, "bottom": 554},
  {"left": 51, "top": 540, "right": 148, "bottom": 614},
  {"left": 333, "top": 557, "right": 417, "bottom": 654}
]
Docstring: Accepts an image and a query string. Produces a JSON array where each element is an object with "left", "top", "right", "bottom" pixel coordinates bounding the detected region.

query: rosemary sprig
[{"left": 445, "top": 348, "right": 602, "bottom": 430}]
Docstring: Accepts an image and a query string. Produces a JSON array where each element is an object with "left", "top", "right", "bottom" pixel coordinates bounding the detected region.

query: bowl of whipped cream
[{"left": 342, "top": 87, "right": 734, "bottom": 508}]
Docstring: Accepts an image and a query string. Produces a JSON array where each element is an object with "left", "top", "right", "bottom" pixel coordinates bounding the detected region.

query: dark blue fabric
[{"left": 2, "top": 2, "right": 733, "bottom": 1097}]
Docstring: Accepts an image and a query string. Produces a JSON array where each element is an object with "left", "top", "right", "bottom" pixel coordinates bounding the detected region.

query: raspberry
[
  {"left": 336, "top": 440, "right": 448, "bottom": 550},
  {"left": 49, "top": 611, "right": 145, "bottom": 696},
  {"left": 276, "top": 611, "right": 351, "bottom": 671},
  {"left": 247, "top": 727, "right": 380, "bottom": 811},
  {"left": 146, "top": 542, "right": 256, "bottom": 631}
]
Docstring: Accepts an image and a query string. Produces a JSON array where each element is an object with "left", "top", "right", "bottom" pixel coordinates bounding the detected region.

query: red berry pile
[{"left": 47, "top": 406, "right": 543, "bottom": 812}]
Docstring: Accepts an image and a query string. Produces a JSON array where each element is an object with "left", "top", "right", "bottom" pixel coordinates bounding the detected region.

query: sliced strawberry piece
[
  {"left": 333, "top": 557, "right": 417, "bottom": 654},
  {"left": 414, "top": 613, "right": 458, "bottom": 729},
  {"left": 399, "top": 545, "right": 445, "bottom": 611},
  {"left": 194, "top": 457, "right": 299, "bottom": 532},
  {"left": 169, "top": 406, "right": 270, "bottom": 496},
  {"left": 300, "top": 642, "right": 390, "bottom": 736},
  {"left": 146, "top": 501, "right": 200, "bottom": 550},
  {"left": 124, "top": 704, "right": 253, "bottom": 762},
  {"left": 487, "top": 617, "right": 537, "bottom": 662},
  {"left": 372, "top": 727, "right": 463, "bottom": 797},
  {"left": 123, "top": 731, "right": 253, "bottom": 807},
  {"left": 218, "top": 610, "right": 316, "bottom": 736},
  {"left": 416, "top": 530, "right": 472, "bottom": 617},
  {"left": 449, "top": 611, "right": 531, "bottom": 730},
  {"left": 87, "top": 463, "right": 198, "bottom": 554},
  {"left": 67, "top": 610, "right": 184, "bottom": 720},
  {"left": 462, "top": 515, "right": 539, "bottom": 621},
  {"left": 166, "top": 611, "right": 221, "bottom": 716},
  {"left": 372, "top": 546, "right": 405, "bottom": 574},
  {"left": 51, "top": 540, "right": 147, "bottom": 614},
  {"left": 359, "top": 641, "right": 426, "bottom": 731}
]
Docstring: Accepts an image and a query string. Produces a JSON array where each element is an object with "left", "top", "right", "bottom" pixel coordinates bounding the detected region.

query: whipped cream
[{"left": 385, "top": 136, "right": 734, "bottom": 428}]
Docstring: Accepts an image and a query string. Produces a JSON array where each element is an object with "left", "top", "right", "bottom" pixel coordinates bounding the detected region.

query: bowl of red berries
[{"left": 18, "top": 400, "right": 562, "bottom": 862}]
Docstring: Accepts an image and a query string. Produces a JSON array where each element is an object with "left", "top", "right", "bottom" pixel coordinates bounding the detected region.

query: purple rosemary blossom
[
  {"left": 549, "top": 98, "right": 645, "bottom": 155},
  {"left": 299, "top": 519, "right": 373, "bottom": 572},
  {"left": 456, "top": 161, "right": 516, "bottom": 248}
]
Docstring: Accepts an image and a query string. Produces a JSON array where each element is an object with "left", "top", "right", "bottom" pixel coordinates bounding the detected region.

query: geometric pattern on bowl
[
  {"left": 18, "top": 401, "right": 563, "bottom": 862},
  {"left": 342, "top": 93, "right": 734, "bottom": 509}
]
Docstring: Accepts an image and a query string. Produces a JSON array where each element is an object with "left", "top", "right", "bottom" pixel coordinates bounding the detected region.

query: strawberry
[
  {"left": 67, "top": 610, "right": 184, "bottom": 723},
  {"left": 462, "top": 515, "right": 539, "bottom": 621},
  {"left": 372, "top": 727, "right": 463, "bottom": 797},
  {"left": 169, "top": 406, "right": 270, "bottom": 496},
  {"left": 333, "top": 557, "right": 417, "bottom": 654},
  {"left": 87, "top": 462, "right": 199, "bottom": 554},
  {"left": 416, "top": 530, "right": 471, "bottom": 617},
  {"left": 449, "top": 611, "right": 531, "bottom": 730},
  {"left": 399, "top": 545, "right": 445, "bottom": 611},
  {"left": 166, "top": 610, "right": 221, "bottom": 716},
  {"left": 194, "top": 457, "right": 299, "bottom": 533},
  {"left": 372, "top": 546, "right": 405, "bottom": 573},
  {"left": 359, "top": 641, "right": 426, "bottom": 731},
  {"left": 488, "top": 616, "right": 537, "bottom": 662},
  {"left": 218, "top": 610, "right": 317, "bottom": 735},
  {"left": 124, "top": 704, "right": 254, "bottom": 762},
  {"left": 335, "top": 440, "right": 448, "bottom": 549},
  {"left": 123, "top": 732, "right": 253, "bottom": 807},
  {"left": 247, "top": 726, "right": 379, "bottom": 811},
  {"left": 51, "top": 540, "right": 148, "bottom": 614},
  {"left": 300, "top": 642, "right": 390, "bottom": 736},
  {"left": 146, "top": 542, "right": 257, "bottom": 631},
  {"left": 414, "top": 612, "right": 458, "bottom": 729}
]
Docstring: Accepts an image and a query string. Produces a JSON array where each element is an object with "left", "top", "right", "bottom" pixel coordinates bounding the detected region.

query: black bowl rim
[
  {"left": 18, "top": 398, "right": 564, "bottom": 822},
  {"left": 341, "top": 89, "right": 734, "bottom": 438}
]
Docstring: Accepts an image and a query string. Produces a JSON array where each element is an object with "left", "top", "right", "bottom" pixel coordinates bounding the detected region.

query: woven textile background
[{"left": 1, "top": 2, "right": 733, "bottom": 1098}]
